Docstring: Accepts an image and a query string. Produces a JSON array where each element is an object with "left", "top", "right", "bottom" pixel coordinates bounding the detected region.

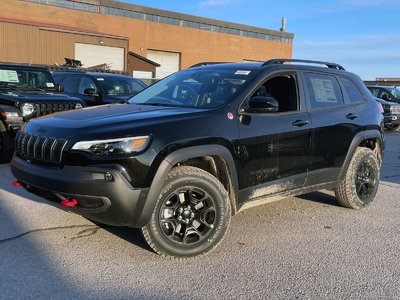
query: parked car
[
  {"left": 0, "top": 63, "right": 84, "bottom": 162},
  {"left": 375, "top": 97, "right": 400, "bottom": 130},
  {"left": 53, "top": 71, "right": 147, "bottom": 106},
  {"left": 367, "top": 86, "right": 400, "bottom": 103},
  {"left": 11, "top": 59, "right": 384, "bottom": 258}
]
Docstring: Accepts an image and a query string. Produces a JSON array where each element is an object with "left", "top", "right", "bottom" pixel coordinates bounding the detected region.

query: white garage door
[
  {"left": 147, "top": 50, "right": 180, "bottom": 79},
  {"left": 75, "top": 43, "right": 124, "bottom": 71}
]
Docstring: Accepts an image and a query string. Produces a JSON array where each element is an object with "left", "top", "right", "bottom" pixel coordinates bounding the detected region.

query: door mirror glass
[{"left": 246, "top": 96, "right": 279, "bottom": 113}]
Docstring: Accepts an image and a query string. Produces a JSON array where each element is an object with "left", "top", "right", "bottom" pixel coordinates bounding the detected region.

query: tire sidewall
[
  {"left": 146, "top": 169, "right": 230, "bottom": 257},
  {"left": 349, "top": 149, "right": 380, "bottom": 208}
]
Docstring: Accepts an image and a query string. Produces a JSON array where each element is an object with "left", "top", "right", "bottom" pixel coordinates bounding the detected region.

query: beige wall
[{"left": 0, "top": 0, "right": 293, "bottom": 69}]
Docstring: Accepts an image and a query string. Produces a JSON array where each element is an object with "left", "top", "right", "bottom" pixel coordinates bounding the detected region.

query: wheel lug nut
[{"left": 178, "top": 216, "right": 182, "bottom": 221}]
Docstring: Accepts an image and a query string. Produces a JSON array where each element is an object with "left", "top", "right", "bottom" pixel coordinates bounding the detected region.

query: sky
[{"left": 121, "top": 0, "right": 400, "bottom": 80}]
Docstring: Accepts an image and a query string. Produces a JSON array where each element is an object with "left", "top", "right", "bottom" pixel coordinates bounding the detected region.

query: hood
[
  {"left": 0, "top": 91, "right": 82, "bottom": 104},
  {"left": 22, "top": 104, "right": 210, "bottom": 139}
]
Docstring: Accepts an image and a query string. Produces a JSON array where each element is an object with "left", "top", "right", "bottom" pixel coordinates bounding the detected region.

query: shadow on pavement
[{"left": 296, "top": 191, "right": 341, "bottom": 207}]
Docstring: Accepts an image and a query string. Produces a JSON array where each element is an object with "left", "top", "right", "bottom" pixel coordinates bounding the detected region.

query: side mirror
[
  {"left": 84, "top": 88, "right": 98, "bottom": 96},
  {"left": 56, "top": 83, "right": 64, "bottom": 92},
  {"left": 246, "top": 96, "right": 279, "bottom": 113},
  {"left": 381, "top": 94, "right": 389, "bottom": 101}
]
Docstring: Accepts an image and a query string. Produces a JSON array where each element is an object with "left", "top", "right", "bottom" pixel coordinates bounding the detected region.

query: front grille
[
  {"left": 390, "top": 105, "right": 400, "bottom": 114},
  {"left": 20, "top": 102, "right": 77, "bottom": 119},
  {"left": 15, "top": 132, "right": 67, "bottom": 164}
]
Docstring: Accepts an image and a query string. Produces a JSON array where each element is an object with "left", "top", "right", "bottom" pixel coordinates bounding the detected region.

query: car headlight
[
  {"left": 21, "top": 103, "right": 35, "bottom": 116},
  {"left": 71, "top": 136, "right": 150, "bottom": 156},
  {"left": 75, "top": 103, "right": 83, "bottom": 109}
]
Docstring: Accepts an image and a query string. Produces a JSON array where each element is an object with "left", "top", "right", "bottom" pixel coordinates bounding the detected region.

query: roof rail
[
  {"left": 262, "top": 58, "right": 345, "bottom": 71},
  {"left": 189, "top": 62, "right": 230, "bottom": 68}
]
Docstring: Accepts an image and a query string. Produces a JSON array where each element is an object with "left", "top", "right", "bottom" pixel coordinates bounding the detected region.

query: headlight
[
  {"left": 71, "top": 136, "right": 150, "bottom": 156},
  {"left": 21, "top": 103, "right": 35, "bottom": 116},
  {"left": 75, "top": 103, "right": 83, "bottom": 109}
]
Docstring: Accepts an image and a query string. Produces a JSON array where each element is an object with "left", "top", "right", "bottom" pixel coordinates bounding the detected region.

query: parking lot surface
[{"left": 0, "top": 132, "right": 399, "bottom": 299}]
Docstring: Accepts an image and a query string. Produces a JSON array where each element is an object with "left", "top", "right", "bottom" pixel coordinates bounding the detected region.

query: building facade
[{"left": 0, "top": 0, "right": 294, "bottom": 79}]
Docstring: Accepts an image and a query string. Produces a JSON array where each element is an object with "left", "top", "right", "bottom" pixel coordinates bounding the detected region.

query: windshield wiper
[
  {"left": 139, "top": 102, "right": 182, "bottom": 107},
  {"left": 14, "top": 85, "right": 46, "bottom": 92},
  {"left": 0, "top": 82, "right": 17, "bottom": 90}
]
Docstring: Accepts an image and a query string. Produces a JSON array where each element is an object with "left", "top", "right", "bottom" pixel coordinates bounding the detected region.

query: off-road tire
[
  {"left": 141, "top": 166, "right": 231, "bottom": 259},
  {"left": 334, "top": 147, "right": 380, "bottom": 209}
]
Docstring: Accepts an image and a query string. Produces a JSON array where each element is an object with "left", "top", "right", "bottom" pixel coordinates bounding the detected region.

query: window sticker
[
  {"left": 97, "top": 78, "right": 105, "bottom": 81},
  {"left": 0, "top": 70, "right": 19, "bottom": 83},
  {"left": 235, "top": 70, "right": 251, "bottom": 76},
  {"left": 46, "top": 83, "right": 55, "bottom": 87}
]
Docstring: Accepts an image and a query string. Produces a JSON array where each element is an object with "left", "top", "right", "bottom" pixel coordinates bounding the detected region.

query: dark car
[
  {"left": 375, "top": 97, "right": 400, "bottom": 130},
  {"left": 0, "top": 63, "right": 84, "bottom": 162},
  {"left": 53, "top": 71, "right": 147, "bottom": 106},
  {"left": 367, "top": 86, "right": 400, "bottom": 103},
  {"left": 11, "top": 59, "right": 384, "bottom": 258}
]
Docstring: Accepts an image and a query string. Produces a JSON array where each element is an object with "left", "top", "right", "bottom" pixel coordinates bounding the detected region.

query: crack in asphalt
[{"left": 0, "top": 224, "right": 99, "bottom": 244}]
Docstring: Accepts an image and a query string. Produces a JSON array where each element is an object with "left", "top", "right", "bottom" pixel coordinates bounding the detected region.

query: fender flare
[
  {"left": 338, "top": 129, "right": 383, "bottom": 180},
  {"left": 134, "top": 145, "right": 238, "bottom": 227}
]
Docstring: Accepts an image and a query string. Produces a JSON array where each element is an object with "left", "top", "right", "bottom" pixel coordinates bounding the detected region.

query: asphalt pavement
[{"left": 0, "top": 132, "right": 399, "bottom": 299}]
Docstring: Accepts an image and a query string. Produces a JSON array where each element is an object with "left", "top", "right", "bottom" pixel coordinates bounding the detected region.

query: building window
[{"left": 23, "top": 0, "right": 293, "bottom": 44}]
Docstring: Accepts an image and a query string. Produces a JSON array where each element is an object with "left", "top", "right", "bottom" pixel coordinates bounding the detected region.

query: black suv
[
  {"left": 0, "top": 63, "right": 84, "bottom": 162},
  {"left": 367, "top": 85, "right": 400, "bottom": 103},
  {"left": 375, "top": 98, "right": 400, "bottom": 130},
  {"left": 53, "top": 71, "right": 146, "bottom": 106},
  {"left": 11, "top": 59, "right": 384, "bottom": 258}
]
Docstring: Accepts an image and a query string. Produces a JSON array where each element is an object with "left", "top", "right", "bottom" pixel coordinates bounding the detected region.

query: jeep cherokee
[{"left": 11, "top": 59, "right": 384, "bottom": 258}]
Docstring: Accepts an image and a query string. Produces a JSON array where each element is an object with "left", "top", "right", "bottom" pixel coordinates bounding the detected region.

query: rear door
[{"left": 302, "top": 71, "right": 359, "bottom": 185}]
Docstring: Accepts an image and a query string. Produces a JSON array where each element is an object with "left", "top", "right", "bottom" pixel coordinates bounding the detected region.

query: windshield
[
  {"left": 128, "top": 68, "right": 255, "bottom": 108},
  {"left": 388, "top": 87, "right": 400, "bottom": 98},
  {"left": 97, "top": 76, "right": 146, "bottom": 96},
  {"left": 0, "top": 68, "right": 55, "bottom": 91}
]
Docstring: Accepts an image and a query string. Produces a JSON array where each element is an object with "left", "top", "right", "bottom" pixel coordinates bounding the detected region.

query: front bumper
[
  {"left": 383, "top": 114, "right": 400, "bottom": 126},
  {"left": 11, "top": 156, "right": 151, "bottom": 227}
]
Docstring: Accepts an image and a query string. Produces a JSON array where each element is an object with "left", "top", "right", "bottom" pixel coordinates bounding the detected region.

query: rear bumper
[{"left": 11, "top": 156, "right": 151, "bottom": 227}]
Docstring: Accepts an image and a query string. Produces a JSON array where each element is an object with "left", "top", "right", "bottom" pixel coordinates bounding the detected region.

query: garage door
[
  {"left": 147, "top": 50, "right": 180, "bottom": 79},
  {"left": 75, "top": 43, "right": 124, "bottom": 71}
]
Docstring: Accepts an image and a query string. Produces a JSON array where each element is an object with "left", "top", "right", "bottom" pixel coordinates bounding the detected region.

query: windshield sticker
[
  {"left": 46, "top": 82, "right": 54, "bottom": 87},
  {"left": 97, "top": 78, "right": 105, "bottom": 81},
  {"left": 0, "top": 70, "right": 19, "bottom": 83},
  {"left": 235, "top": 70, "right": 251, "bottom": 76}
]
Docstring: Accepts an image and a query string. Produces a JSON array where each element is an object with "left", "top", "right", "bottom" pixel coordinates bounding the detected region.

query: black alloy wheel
[{"left": 142, "top": 166, "right": 231, "bottom": 259}]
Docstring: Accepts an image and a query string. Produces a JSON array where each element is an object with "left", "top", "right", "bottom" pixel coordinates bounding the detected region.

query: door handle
[
  {"left": 292, "top": 120, "right": 309, "bottom": 127},
  {"left": 346, "top": 113, "right": 358, "bottom": 120}
]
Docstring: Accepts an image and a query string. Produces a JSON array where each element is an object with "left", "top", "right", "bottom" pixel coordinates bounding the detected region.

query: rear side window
[
  {"left": 367, "top": 87, "right": 379, "bottom": 97},
  {"left": 339, "top": 77, "right": 364, "bottom": 103},
  {"left": 61, "top": 76, "right": 79, "bottom": 93},
  {"left": 304, "top": 73, "right": 344, "bottom": 109}
]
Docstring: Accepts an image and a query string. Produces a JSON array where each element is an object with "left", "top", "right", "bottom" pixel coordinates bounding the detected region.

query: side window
[
  {"left": 250, "top": 73, "right": 298, "bottom": 112},
  {"left": 339, "top": 77, "right": 364, "bottom": 104},
  {"left": 79, "top": 77, "right": 97, "bottom": 95},
  {"left": 304, "top": 73, "right": 343, "bottom": 109},
  {"left": 60, "top": 76, "right": 79, "bottom": 93},
  {"left": 368, "top": 87, "right": 379, "bottom": 97}
]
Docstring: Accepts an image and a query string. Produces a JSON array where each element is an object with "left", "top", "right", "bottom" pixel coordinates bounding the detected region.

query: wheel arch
[
  {"left": 339, "top": 129, "right": 384, "bottom": 181},
  {"left": 135, "top": 145, "right": 239, "bottom": 227}
]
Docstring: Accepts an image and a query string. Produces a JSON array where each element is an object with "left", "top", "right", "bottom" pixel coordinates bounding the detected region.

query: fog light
[{"left": 104, "top": 172, "right": 114, "bottom": 182}]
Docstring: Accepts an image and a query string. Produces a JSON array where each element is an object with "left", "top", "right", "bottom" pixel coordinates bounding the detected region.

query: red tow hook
[
  {"left": 60, "top": 198, "right": 78, "bottom": 207},
  {"left": 12, "top": 181, "right": 21, "bottom": 187}
]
